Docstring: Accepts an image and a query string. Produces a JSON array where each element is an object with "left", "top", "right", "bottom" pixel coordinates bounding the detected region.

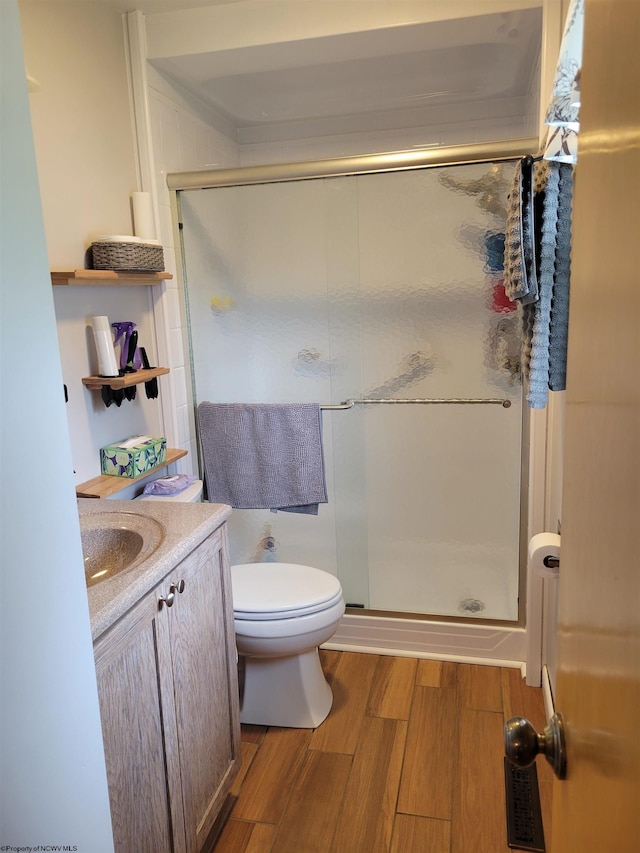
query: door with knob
[{"left": 508, "top": 4, "right": 639, "bottom": 850}]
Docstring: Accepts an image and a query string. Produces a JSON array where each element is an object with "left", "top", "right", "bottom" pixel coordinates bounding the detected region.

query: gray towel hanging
[{"left": 197, "top": 402, "right": 328, "bottom": 514}]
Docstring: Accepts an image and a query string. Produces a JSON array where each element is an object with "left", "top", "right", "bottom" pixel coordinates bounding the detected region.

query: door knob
[{"left": 504, "top": 712, "right": 567, "bottom": 779}]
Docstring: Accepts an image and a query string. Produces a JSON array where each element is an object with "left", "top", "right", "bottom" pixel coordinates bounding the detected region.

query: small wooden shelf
[
  {"left": 76, "top": 448, "right": 189, "bottom": 499},
  {"left": 82, "top": 367, "right": 170, "bottom": 391},
  {"left": 52, "top": 270, "right": 173, "bottom": 286}
]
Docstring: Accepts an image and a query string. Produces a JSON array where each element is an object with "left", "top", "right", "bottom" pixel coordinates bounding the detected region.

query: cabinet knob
[
  {"left": 159, "top": 590, "right": 175, "bottom": 609},
  {"left": 171, "top": 579, "right": 186, "bottom": 594},
  {"left": 504, "top": 712, "right": 567, "bottom": 779}
]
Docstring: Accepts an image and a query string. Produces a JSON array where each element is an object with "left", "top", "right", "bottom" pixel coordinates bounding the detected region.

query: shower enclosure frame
[{"left": 167, "top": 137, "right": 541, "bottom": 668}]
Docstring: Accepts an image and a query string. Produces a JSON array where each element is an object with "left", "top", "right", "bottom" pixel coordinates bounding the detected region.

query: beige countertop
[{"left": 79, "top": 498, "right": 232, "bottom": 640}]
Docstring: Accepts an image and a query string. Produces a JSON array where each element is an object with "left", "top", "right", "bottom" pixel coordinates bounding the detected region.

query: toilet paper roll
[
  {"left": 131, "top": 191, "right": 156, "bottom": 242},
  {"left": 90, "top": 316, "right": 120, "bottom": 377},
  {"left": 528, "top": 532, "right": 561, "bottom": 577}
]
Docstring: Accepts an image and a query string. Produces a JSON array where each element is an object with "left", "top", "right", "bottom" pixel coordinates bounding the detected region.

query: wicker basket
[{"left": 91, "top": 241, "right": 164, "bottom": 272}]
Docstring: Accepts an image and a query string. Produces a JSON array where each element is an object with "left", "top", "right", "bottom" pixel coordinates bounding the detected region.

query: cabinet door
[
  {"left": 164, "top": 526, "right": 241, "bottom": 853},
  {"left": 94, "top": 591, "right": 185, "bottom": 853}
]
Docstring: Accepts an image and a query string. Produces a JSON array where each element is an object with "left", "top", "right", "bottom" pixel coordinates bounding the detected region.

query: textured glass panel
[{"left": 179, "top": 160, "right": 521, "bottom": 620}]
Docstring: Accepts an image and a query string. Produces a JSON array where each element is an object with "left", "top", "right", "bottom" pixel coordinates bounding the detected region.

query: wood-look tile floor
[{"left": 213, "top": 651, "right": 552, "bottom": 853}]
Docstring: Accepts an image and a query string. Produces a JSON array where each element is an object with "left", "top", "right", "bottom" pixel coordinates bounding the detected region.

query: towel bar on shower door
[{"left": 320, "top": 397, "right": 512, "bottom": 410}]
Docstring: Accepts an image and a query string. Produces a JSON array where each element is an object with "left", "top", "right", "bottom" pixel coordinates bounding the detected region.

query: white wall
[
  {"left": 19, "top": 1, "right": 165, "bottom": 489},
  {"left": 20, "top": 1, "right": 137, "bottom": 266},
  {"left": 239, "top": 112, "right": 535, "bottom": 167},
  {"left": 142, "top": 0, "right": 542, "bottom": 166},
  {"left": 145, "top": 63, "right": 241, "bottom": 469},
  {"left": 0, "top": 2, "right": 114, "bottom": 847}
]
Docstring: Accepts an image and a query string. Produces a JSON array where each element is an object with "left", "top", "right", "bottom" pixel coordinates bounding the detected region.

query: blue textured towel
[
  {"left": 548, "top": 165, "right": 573, "bottom": 390},
  {"left": 506, "top": 158, "right": 573, "bottom": 408},
  {"left": 522, "top": 161, "right": 573, "bottom": 407},
  {"left": 197, "top": 402, "right": 328, "bottom": 514},
  {"left": 525, "top": 163, "right": 560, "bottom": 408}
]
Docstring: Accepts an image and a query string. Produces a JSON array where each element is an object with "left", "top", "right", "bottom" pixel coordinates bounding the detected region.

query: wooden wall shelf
[
  {"left": 52, "top": 270, "right": 173, "bottom": 286},
  {"left": 82, "top": 367, "right": 170, "bottom": 391},
  {"left": 76, "top": 448, "right": 188, "bottom": 498}
]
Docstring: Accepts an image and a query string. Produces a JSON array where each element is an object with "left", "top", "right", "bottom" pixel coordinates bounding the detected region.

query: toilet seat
[{"left": 232, "top": 563, "right": 343, "bottom": 621}]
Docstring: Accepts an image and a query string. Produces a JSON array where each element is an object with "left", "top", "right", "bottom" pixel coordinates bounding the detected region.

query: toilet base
[{"left": 239, "top": 648, "right": 333, "bottom": 728}]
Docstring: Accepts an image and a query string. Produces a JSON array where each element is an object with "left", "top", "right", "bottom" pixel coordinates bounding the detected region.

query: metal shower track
[{"left": 167, "top": 137, "right": 537, "bottom": 191}]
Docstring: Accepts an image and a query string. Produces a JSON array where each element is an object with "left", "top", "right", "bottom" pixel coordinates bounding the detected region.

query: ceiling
[{"left": 105, "top": 2, "right": 543, "bottom": 144}]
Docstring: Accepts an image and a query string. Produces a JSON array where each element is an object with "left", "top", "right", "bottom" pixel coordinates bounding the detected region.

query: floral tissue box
[{"left": 100, "top": 435, "right": 167, "bottom": 479}]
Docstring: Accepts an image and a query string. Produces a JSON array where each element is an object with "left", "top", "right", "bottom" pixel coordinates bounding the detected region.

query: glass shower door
[{"left": 178, "top": 161, "right": 522, "bottom": 621}]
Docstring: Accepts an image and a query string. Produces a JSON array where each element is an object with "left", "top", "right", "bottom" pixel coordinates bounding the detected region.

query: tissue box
[{"left": 100, "top": 435, "right": 167, "bottom": 479}]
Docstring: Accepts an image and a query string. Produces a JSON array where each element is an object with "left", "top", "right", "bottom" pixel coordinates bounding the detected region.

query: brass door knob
[{"left": 504, "top": 712, "right": 567, "bottom": 779}]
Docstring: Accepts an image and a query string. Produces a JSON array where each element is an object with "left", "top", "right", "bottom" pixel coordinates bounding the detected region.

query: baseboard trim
[{"left": 323, "top": 613, "right": 526, "bottom": 668}]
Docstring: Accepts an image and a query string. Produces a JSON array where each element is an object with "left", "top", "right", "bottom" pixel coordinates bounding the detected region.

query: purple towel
[{"left": 197, "top": 402, "right": 328, "bottom": 514}]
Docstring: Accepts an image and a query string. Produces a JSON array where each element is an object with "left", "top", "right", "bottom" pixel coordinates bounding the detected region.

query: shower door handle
[{"left": 504, "top": 712, "right": 567, "bottom": 779}]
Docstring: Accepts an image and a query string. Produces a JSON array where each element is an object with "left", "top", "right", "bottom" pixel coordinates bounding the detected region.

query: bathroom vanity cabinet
[{"left": 93, "top": 524, "right": 240, "bottom": 853}]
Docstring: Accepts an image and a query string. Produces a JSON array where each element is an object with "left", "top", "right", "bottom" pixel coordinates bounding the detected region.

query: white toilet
[
  {"left": 232, "top": 562, "right": 345, "bottom": 728},
  {"left": 136, "top": 481, "right": 344, "bottom": 728}
]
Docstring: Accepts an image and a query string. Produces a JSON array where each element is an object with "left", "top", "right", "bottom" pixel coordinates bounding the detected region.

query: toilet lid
[{"left": 232, "top": 563, "right": 343, "bottom": 620}]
